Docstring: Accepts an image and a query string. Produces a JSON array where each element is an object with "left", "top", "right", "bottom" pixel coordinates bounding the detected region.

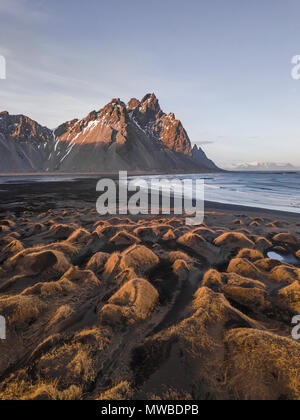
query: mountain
[
  {"left": 0, "top": 94, "right": 219, "bottom": 173},
  {"left": 192, "top": 144, "right": 219, "bottom": 171},
  {"left": 0, "top": 111, "right": 53, "bottom": 172},
  {"left": 228, "top": 161, "right": 297, "bottom": 171}
]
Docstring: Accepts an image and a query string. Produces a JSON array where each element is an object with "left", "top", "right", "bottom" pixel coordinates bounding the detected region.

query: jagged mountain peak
[
  {"left": 0, "top": 95, "right": 219, "bottom": 173},
  {"left": 0, "top": 112, "right": 53, "bottom": 172},
  {"left": 0, "top": 111, "right": 52, "bottom": 144}
]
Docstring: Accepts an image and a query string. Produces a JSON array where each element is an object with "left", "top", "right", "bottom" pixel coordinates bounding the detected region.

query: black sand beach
[{"left": 0, "top": 176, "right": 300, "bottom": 400}]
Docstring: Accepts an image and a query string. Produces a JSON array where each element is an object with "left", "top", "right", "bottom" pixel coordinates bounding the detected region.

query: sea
[
  {"left": 134, "top": 171, "right": 300, "bottom": 214},
  {"left": 0, "top": 171, "right": 299, "bottom": 214}
]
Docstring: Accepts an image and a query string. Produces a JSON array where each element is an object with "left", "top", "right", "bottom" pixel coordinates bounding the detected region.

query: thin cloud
[
  {"left": 196, "top": 141, "right": 215, "bottom": 145},
  {"left": 0, "top": 0, "right": 47, "bottom": 20}
]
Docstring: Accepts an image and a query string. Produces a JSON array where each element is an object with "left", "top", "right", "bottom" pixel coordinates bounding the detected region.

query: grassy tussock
[
  {"left": 97, "top": 381, "right": 134, "bottom": 400},
  {"left": 236, "top": 248, "right": 264, "bottom": 262},
  {"left": 277, "top": 281, "right": 300, "bottom": 314},
  {"left": 0, "top": 295, "right": 46, "bottom": 328},
  {"left": 214, "top": 232, "right": 254, "bottom": 250},
  {"left": 120, "top": 245, "right": 159, "bottom": 275},
  {"left": 224, "top": 329, "right": 300, "bottom": 400},
  {"left": 227, "top": 258, "right": 265, "bottom": 281},
  {"left": 100, "top": 278, "right": 159, "bottom": 326},
  {"left": 0, "top": 374, "right": 82, "bottom": 400}
]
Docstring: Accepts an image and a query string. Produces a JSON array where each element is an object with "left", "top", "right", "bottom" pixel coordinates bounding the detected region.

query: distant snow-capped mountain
[{"left": 228, "top": 162, "right": 297, "bottom": 171}]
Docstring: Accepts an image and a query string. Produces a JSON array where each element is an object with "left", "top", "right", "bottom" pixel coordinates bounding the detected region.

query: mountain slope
[
  {"left": 50, "top": 94, "right": 218, "bottom": 172},
  {"left": 0, "top": 111, "right": 53, "bottom": 172},
  {"left": 192, "top": 144, "right": 219, "bottom": 171},
  {"left": 0, "top": 94, "right": 220, "bottom": 173}
]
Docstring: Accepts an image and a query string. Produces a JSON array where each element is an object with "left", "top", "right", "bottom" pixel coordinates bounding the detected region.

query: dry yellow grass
[
  {"left": 1, "top": 209, "right": 300, "bottom": 400},
  {"left": 202, "top": 269, "right": 224, "bottom": 291},
  {"left": 224, "top": 286, "right": 268, "bottom": 312},
  {"left": 97, "top": 381, "right": 134, "bottom": 400},
  {"left": 227, "top": 258, "right": 265, "bottom": 281},
  {"left": 254, "top": 258, "right": 282, "bottom": 272},
  {"left": 270, "top": 265, "right": 300, "bottom": 284},
  {"left": 214, "top": 232, "right": 255, "bottom": 251},
  {"left": 0, "top": 295, "right": 46, "bottom": 328},
  {"left": 177, "top": 232, "right": 223, "bottom": 264},
  {"left": 224, "top": 329, "right": 300, "bottom": 400},
  {"left": 0, "top": 374, "right": 82, "bottom": 400},
  {"left": 172, "top": 260, "right": 191, "bottom": 282},
  {"left": 119, "top": 245, "right": 159, "bottom": 275},
  {"left": 100, "top": 278, "right": 159, "bottom": 326},
  {"left": 86, "top": 252, "right": 110, "bottom": 273},
  {"left": 6, "top": 248, "right": 70, "bottom": 278},
  {"left": 273, "top": 233, "right": 298, "bottom": 246},
  {"left": 109, "top": 231, "right": 141, "bottom": 246},
  {"left": 167, "top": 250, "right": 193, "bottom": 264},
  {"left": 277, "top": 281, "right": 300, "bottom": 314},
  {"left": 1, "top": 239, "right": 24, "bottom": 260},
  {"left": 67, "top": 228, "right": 92, "bottom": 245},
  {"left": 47, "top": 305, "right": 74, "bottom": 329},
  {"left": 150, "top": 388, "right": 193, "bottom": 400},
  {"left": 35, "top": 328, "right": 111, "bottom": 390},
  {"left": 255, "top": 236, "right": 272, "bottom": 252},
  {"left": 236, "top": 248, "right": 264, "bottom": 262}
]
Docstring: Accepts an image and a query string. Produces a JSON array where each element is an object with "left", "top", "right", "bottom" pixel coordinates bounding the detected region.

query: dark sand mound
[
  {"left": 161, "top": 229, "right": 176, "bottom": 242},
  {"left": 273, "top": 232, "right": 298, "bottom": 247},
  {"left": 97, "top": 382, "right": 133, "bottom": 401},
  {"left": 48, "top": 224, "right": 77, "bottom": 240},
  {"left": 119, "top": 245, "right": 160, "bottom": 275},
  {"left": 277, "top": 282, "right": 300, "bottom": 314},
  {"left": 270, "top": 265, "right": 300, "bottom": 284},
  {"left": 167, "top": 251, "right": 193, "bottom": 264},
  {"left": 255, "top": 258, "right": 282, "bottom": 271},
  {"left": 172, "top": 260, "right": 191, "bottom": 282},
  {"left": 99, "top": 278, "right": 159, "bottom": 326},
  {"left": 214, "top": 232, "right": 254, "bottom": 252},
  {"left": 131, "top": 287, "right": 260, "bottom": 399},
  {"left": 224, "top": 329, "right": 300, "bottom": 400},
  {"left": 192, "top": 226, "right": 217, "bottom": 242},
  {"left": 236, "top": 248, "right": 264, "bottom": 262},
  {"left": 177, "top": 232, "right": 224, "bottom": 265},
  {"left": 5, "top": 249, "right": 70, "bottom": 279},
  {"left": 0, "top": 200, "right": 300, "bottom": 400},
  {"left": 227, "top": 258, "right": 265, "bottom": 282},
  {"left": 133, "top": 226, "right": 160, "bottom": 243},
  {"left": 67, "top": 228, "right": 92, "bottom": 245},
  {"left": 86, "top": 252, "right": 110, "bottom": 274},
  {"left": 109, "top": 231, "right": 141, "bottom": 247},
  {"left": 0, "top": 239, "right": 24, "bottom": 263}
]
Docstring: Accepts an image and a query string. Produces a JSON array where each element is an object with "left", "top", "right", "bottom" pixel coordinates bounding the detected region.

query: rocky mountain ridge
[{"left": 0, "top": 94, "right": 220, "bottom": 173}]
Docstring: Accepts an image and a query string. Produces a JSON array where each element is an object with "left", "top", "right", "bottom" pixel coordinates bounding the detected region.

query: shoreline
[{"left": 0, "top": 176, "right": 299, "bottom": 221}]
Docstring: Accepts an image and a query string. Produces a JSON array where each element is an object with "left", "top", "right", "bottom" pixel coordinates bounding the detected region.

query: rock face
[
  {"left": 192, "top": 144, "right": 219, "bottom": 170},
  {"left": 0, "top": 94, "right": 220, "bottom": 173},
  {"left": 0, "top": 111, "right": 53, "bottom": 172},
  {"left": 127, "top": 93, "right": 192, "bottom": 156}
]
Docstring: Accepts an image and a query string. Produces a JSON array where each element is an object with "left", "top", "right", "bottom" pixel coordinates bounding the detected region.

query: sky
[{"left": 0, "top": 0, "right": 300, "bottom": 168}]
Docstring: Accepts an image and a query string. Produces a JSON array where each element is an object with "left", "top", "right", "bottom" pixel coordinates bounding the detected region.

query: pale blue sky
[{"left": 0, "top": 0, "right": 300, "bottom": 167}]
